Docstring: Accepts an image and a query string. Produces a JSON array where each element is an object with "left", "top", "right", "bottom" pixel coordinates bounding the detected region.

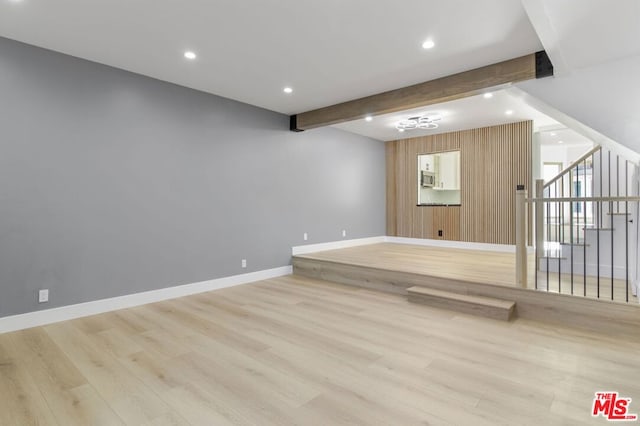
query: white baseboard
[
  {"left": 385, "top": 236, "right": 536, "bottom": 253},
  {"left": 0, "top": 266, "right": 292, "bottom": 334},
  {"left": 292, "top": 236, "right": 386, "bottom": 255}
]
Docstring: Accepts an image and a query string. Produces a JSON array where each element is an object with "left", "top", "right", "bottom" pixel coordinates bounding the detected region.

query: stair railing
[
  {"left": 517, "top": 145, "right": 640, "bottom": 304},
  {"left": 541, "top": 145, "right": 602, "bottom": 248}
]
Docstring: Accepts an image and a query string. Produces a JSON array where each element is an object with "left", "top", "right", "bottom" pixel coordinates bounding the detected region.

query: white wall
[{"left": 516, "top": 54, "right": 640, "bottom": 154}]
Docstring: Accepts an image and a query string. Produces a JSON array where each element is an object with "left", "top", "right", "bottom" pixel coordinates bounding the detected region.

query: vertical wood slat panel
[
  {"left": 385, "top": 141, "right": 397, "bottom": 236},
  {"left": 385, "top": 120, "right": 532, "bottom": 244}
]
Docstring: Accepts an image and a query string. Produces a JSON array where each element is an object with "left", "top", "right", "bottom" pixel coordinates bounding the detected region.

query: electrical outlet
[
  {"left": 342, "top": 229, "right": 347, "bottom": 237},
  {"left": 38, "top": 289, "right": 49, "bottom": 303},
  {"left": 303, "top": 232, "right": 308, "bottom": 241},
  {"left": 241, "top": 259, "right": 247, "bottom": 268}
]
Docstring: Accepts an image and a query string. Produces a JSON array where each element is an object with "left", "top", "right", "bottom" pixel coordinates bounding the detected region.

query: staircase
[
  {"left": 407, "top": 286, "right": 516, "bottom": 321},
  {"left": 534, "top": 144, "right": 640, "bottom": 303}
]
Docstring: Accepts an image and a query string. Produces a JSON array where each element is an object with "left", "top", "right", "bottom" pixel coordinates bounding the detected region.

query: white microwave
[{"left": 421, "top": 170, "right": 436, "bottom": 187}]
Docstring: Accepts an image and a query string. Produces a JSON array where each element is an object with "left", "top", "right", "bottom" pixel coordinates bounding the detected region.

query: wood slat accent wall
[
  {"left": 386, "top": 121, "right": 532, "bottom": 245},
  {"left": 385, "top": 142, "right": 397, "bottom": 236}
]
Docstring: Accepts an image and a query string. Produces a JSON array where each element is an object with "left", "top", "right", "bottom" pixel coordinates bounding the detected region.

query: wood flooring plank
[
  {"left": 44, "top": 322, "right": 177, "bottom": 425},
  {"left": 6, "top": 329, "right": 124, "bottom": 426},
  {"left": 0, "top": 333, "right": 60, "bottom": 426},
  {"left": 1, "top": 274, "right": 639, "bottom": 424}
]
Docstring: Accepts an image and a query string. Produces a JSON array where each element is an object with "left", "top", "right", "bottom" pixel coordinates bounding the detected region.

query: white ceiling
[
  {"left": 522, "top": 0, "right": 640, "bottom": 74},
  {"left": 3, "top": 0, "right": 636, "bottom": 145},
  {"left": 333, "top": 89, "right": 559, "bottom": 141},
  {"left": 0, "top": 0, "right": 542, "bottom": 115},
  {"left": 538, "top": 127, "right": 594, "bottom": 148}
]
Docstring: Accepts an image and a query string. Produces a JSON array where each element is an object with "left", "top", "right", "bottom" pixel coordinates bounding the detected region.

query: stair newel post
[
  {"left": 535, "top": 179, "right": 544, "bottom": 290},
  {"left": 516, "top": 185, "right": 528, "bottom": 288}
]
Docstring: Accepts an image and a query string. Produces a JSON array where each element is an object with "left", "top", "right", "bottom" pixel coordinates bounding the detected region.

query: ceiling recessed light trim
[
  {"left": 283, "top": 87, "right": 293, "bottom": 94},
  {"left": 365, "top": 115, "right": 373, "bottom": 122},
  {"left": 505, "top": 110, "right": 514, "bottom": 115},
  {"left": 483, "top": 92, "right": 493, "bottom": 99},
  {"left": 421, "top": 39, "right": 435, "bottom": 49},
  {"left": 184, "top": 51, "right": 197, "bottom": 60}
]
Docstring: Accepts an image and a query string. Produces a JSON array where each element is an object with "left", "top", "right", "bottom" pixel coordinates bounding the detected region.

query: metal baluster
[
  {"left": 612, "top": 205, "right": 615, "bottom": 300},
  {"left": 546, "top": 200, "right": 550, "bottom": 292},
  {"left": 576, "top": 165, "right": 580, "bottom": 245},
  {"left": 625, "top": 160, "right": 629, "bottom": 302},
  {"left": 599, "top": 148, "right": 603, "bottom": 228},
  {"left": 591, "top": 155, "right": 596, "bottom": 233},
  {"left": 583, "top": 159, "right": 587, "bottom": 297},
  {"left": 561, "top": 175, "right": 565, "bottom": 244},
  {"left": 597, "top": 151, "right": 601, "bottom": 298},
  {"left": 569, "top": 170, "right": 574, "bottom": 295},
  {"left": 556, "top": 181, "right": 561, "bottom": 293},
  {"left": 610, "top": 152, "right": 614, "bottom": 300},
  {"left": 617, "top": 155, "right": 620, "bottom": 213},
  {"left": 596, "top": 149, "right": 604, "bottom": 299},
  {"left": 582, "top": 195, "right": 588, "bottom": 297}
]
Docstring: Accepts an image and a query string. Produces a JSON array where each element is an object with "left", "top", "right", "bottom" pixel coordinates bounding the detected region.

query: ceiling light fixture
[
  {"left": 283, "top": 87, "right": 293, "bottom": 94},
  {"left": 365, "top": 115, "right": 373, "bottom": 122},
  {"left": 550, "top": 132, "right": 557, "bottom": 136},
  {"left": 558, "top": 140, "right": 564, "bottom": 144},
  {"left": 505, "top": 110, "right": 514, "bottom": 115},
  {"left": 398, "top": 129, "right": 405, "bottom": 133},
  {"left": 483, "top": 93, "right": 493, "bottom": 99},
  {"left": 184, "top": 51, "right": 197, "bottom": 60},
  {"left": 396, "top": 114, "right": 441, "bottom": 131},
  {"left": 422, "top": 40, "right": 435, "bottom": 49}
]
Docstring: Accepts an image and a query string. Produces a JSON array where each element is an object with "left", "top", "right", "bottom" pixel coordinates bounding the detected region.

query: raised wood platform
[
  {"left": 292, "top": 243, "right": 640, "bottom": 336},
  {"left": 407, "top": 286, "right": 516, "bottom": 321}
]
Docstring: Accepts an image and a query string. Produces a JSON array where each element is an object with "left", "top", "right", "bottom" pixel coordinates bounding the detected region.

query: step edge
[{"left": 407, "top": 286, "right": 515, "bottom": 309}]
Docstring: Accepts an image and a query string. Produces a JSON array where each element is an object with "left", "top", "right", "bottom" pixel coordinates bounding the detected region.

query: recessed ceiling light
[
  {"left": 505, "top": 110, "right": 514, "bottom": 115},
  {"left": 184, "top": 51, "right": 197, "bottom": 60},
  {"left": 550, "top": 132, "right": 557, "bottom": 136},
  {"left": 558, "top": 140, "right": 564, "bottom": 144},
  {"left": 365, "top": 116, "right": 373, "bottom": 122},
  {"left": 398, "top": 129, "right": 405, "bottom": 133},
  {"left": 483, "top": 93, "right": 493, "bottom": 99},
  {"left": 283, "top": 87, "right": 293, "bottom": 94},
  {"left": 422, "top": 40, "right": 435, "bottom": 49}
]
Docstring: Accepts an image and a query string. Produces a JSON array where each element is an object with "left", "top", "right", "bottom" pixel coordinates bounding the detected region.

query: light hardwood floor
[
  {"left": 294, "top": 243, "right": 523, "bottom": 286},
  {"left": 296, "top": 243, "right": 638, "bottom": 303},
  {"left": 1, "top": 274, "right": 639, "bottom": 425}
]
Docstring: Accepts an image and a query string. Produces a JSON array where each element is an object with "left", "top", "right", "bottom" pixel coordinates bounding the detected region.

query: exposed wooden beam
[{"left": 291, "top": 51, "right": 553, "bottom": 131}]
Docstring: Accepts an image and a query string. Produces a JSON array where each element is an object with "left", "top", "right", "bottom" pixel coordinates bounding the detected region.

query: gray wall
[{"left": 0, "top": 37, "right": 385, "bottom": 317}]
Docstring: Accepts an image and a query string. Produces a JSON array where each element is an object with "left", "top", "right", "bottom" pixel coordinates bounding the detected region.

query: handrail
[{"left": 544, "top": 145, "right": 601, "bottom": 188}]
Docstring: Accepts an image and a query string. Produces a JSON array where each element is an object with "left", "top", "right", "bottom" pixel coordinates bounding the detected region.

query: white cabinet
[{"left": 436, "top": 151, "right": 460, "bottom": 190}]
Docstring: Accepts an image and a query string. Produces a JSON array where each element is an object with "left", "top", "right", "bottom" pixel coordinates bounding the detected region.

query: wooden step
[{"left": 407, "top": 286, "right": 515, "bottom": 321}]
